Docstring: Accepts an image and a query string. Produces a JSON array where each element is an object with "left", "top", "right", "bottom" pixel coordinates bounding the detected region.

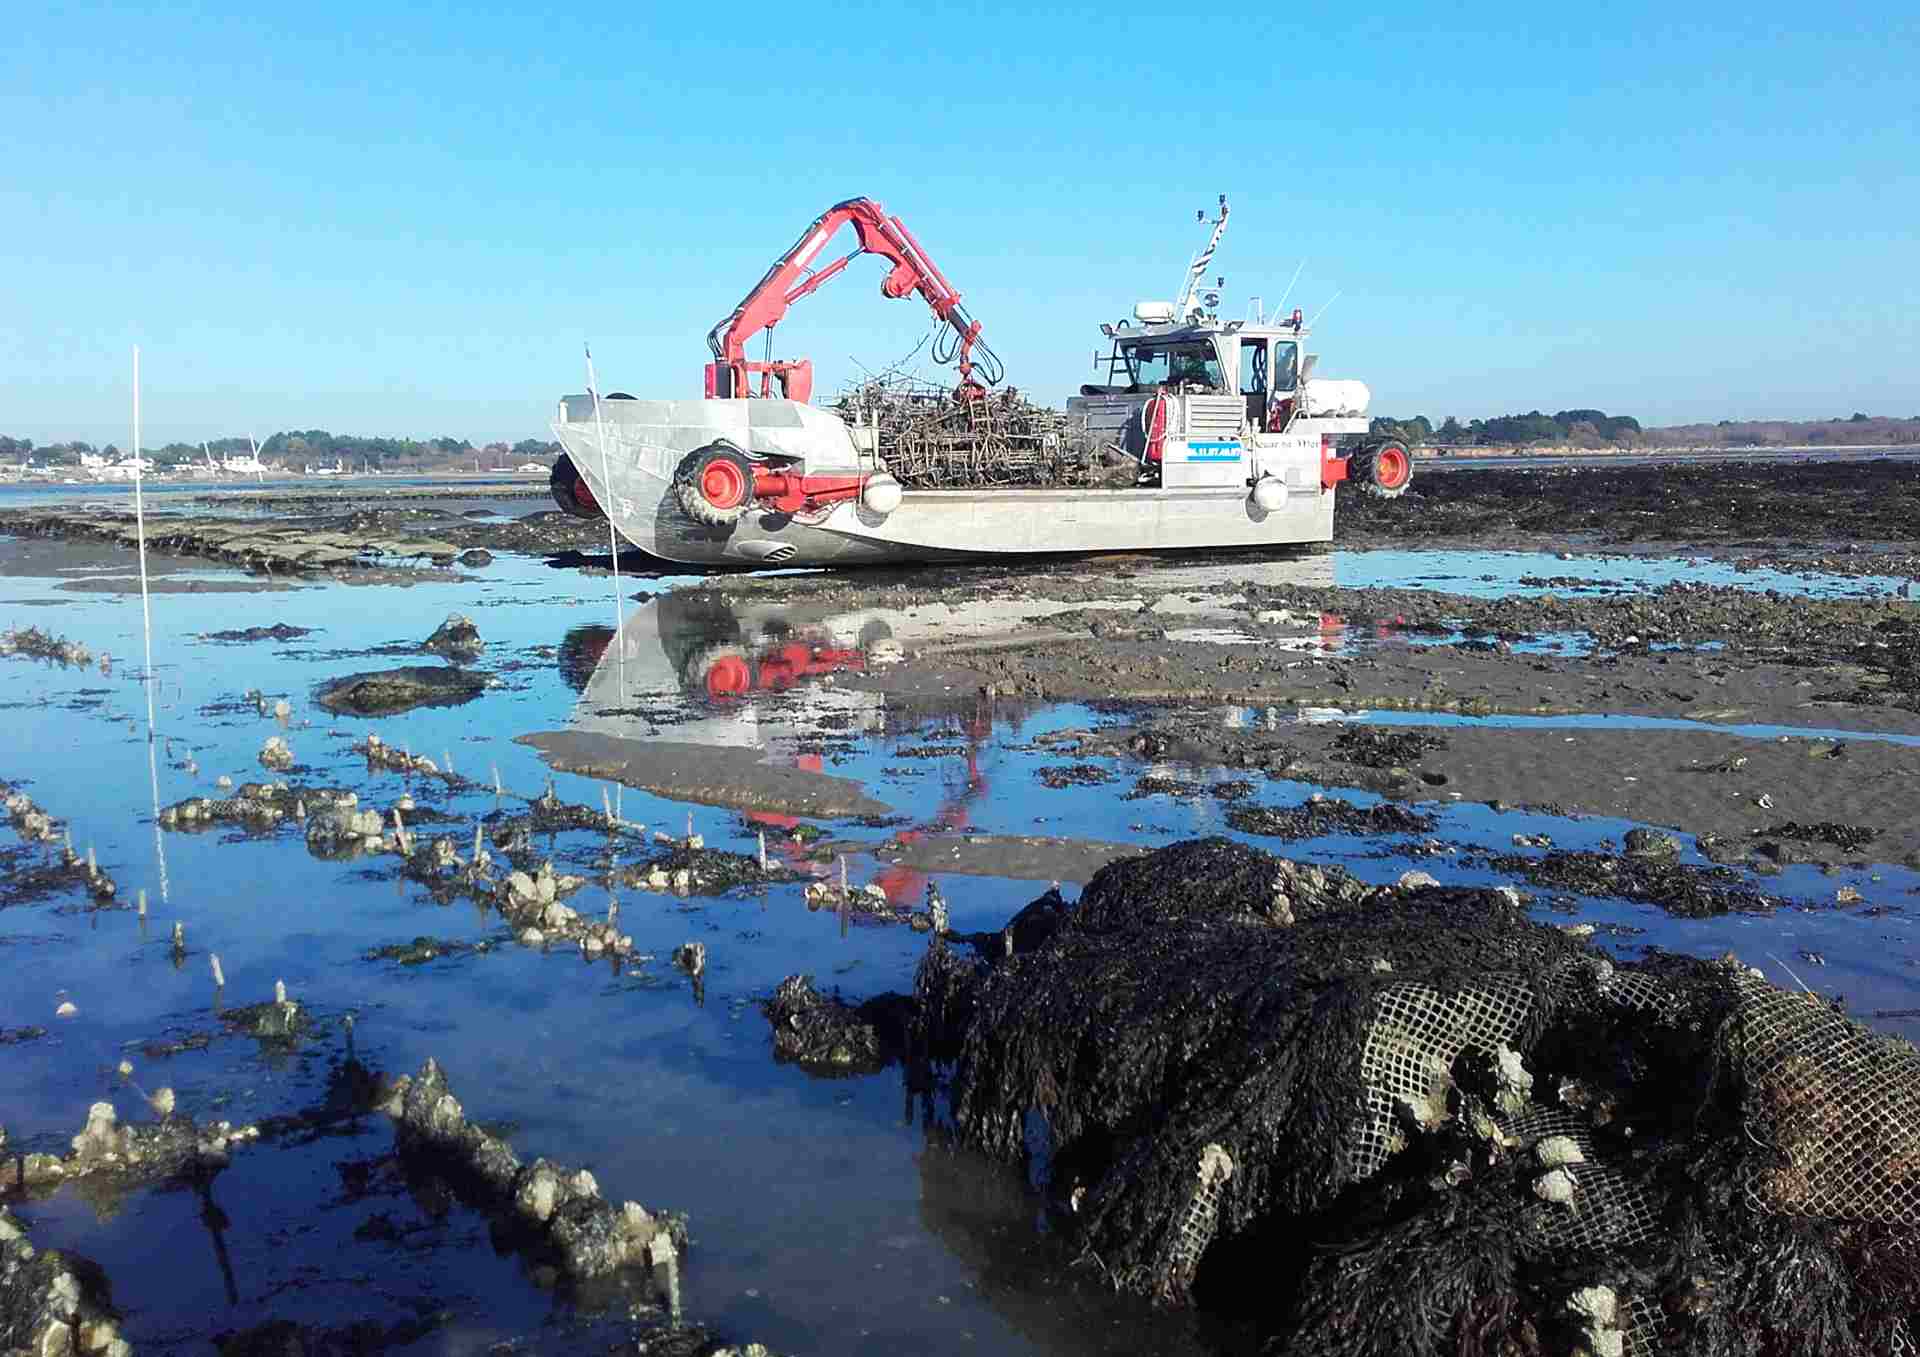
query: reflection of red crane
[
  {"left": 704, "top": 197, "right": 1004, "bottom": 402},
  {"left": 864, "top": 698, "right": 993, "bottom": 909},
  {"left": 748, "top": 695, "right": 995, "bottom": 913}
]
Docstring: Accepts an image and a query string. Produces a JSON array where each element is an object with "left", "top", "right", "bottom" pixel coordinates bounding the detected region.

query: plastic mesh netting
[
  {"left": 913, "top": 837, "right": 1920, "bottom": 1357},
  {"left": 1351, "top": 977, "right": 1538, "bottom": 1181},
  {"left": 1729, "top": 975, "right": 1920, "bottom": 1226}
]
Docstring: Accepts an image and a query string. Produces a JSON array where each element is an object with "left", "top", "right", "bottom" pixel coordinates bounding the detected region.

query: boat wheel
[
  {"left": 549, "top": 453, "right": 604, "bottom": 519},
  {"left": 674, "top": 442, "right": 757, "bottom": 526},
  {"left": 1350, "top": 441, "right": 1412, "bottom": 499}
]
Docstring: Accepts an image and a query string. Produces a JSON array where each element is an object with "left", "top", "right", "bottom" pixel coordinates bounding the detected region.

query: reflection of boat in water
[
  {"left": 562, "top": 592, "right": 904, "bottom": 746},
  {"left": 553, "top": 591, "right": 997, "bottom": 888}
]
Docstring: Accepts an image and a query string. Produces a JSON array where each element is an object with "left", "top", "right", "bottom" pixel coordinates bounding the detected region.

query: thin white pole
[
  {"left": 132, "top": 348, "right": 170, "bottom": 902},
  {"left": 585, "top": 343, "right": 625, "bottom": 700},
  {"left": 132, "top": 348, "right": 153, "bottom": 647}
]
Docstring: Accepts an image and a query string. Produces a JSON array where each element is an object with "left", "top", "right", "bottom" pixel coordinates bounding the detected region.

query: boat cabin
[{"left": 1079, "top": 318, "right": 1314, "bottom": 434}]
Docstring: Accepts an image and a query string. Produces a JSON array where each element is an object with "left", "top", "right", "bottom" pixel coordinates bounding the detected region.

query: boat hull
[{"left": 551, "top": 396, "right": 1338, "bottom": 567}]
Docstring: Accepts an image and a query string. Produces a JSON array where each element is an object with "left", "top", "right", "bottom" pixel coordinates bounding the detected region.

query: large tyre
[
  {"left": 549, "top": 453, "right": 603, "bottom": 519},
  {"left": 1350, "top": 441, "right": 1413, "bottom": 499},
  {"left": 674, "top": 442, "right": 757, "bottom": 527}
]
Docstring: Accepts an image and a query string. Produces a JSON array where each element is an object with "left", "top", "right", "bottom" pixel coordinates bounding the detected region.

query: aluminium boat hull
[{"left": 551, "top": 395, "right": 1342, "bottom": 568}]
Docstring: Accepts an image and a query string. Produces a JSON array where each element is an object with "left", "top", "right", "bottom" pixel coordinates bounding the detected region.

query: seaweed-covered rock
[
  {"left": 381, "top": 1059, "right": 686, "bottom": 1280},
  {"left": 1757, "top": 820, "right": 1881, "bottom": 852},
  {"left": 1328, "top": 725, "right": 1448, "bottom": 769},
  {"left": 0, "top": 625, "right": 91, "bottom": 667},
  {"left": 1622, "top": 827, "right": 1682, "bottom": 861},
  {"left": 213, "top": 1314, "right": 449, "bottom": 1357},
  {"left": 0, "top": 1208, "right": 131, "bottom": 1357},
  {"left": 315, "top": 666, "right": 487, "bottom": 716},
  {"left": 1036, "top": 763, "right": 1114, "bottom": 788},
  {"left": 1072, "top": 837, "right": 1371, "bottom": 932},
  {"left": 1492, "top": 848, "right": 1778, "bottom": 917},
  {"left": 763, "top": 975, "right": 912, "bottom": 1075},
  {"left": 203, "top": 621, "right": 313, "bottom": 643},
  {"left": 420, "top": 613, "right": 484, "bottom": 661},
  {"left": 1226, "top": 798, "right": 1437, "bottom": 842},
  {"left": 9, "top": 1097, "right": 261, "bottom": 1197}
]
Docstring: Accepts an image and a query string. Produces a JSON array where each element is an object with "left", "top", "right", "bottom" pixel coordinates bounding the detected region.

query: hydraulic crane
[{"left": 704, "top": 197, "right": 1004, "bottom": 402}]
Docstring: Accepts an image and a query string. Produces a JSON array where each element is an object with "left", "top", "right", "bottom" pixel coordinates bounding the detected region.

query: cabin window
[
  {"left": 1270, "top": 341, "right": 1299, "bottom": 392},
  {"left": 1121, "top": 342, "right": 1223, "bottom": 392}
]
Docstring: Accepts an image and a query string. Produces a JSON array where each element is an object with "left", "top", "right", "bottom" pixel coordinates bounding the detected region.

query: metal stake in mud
[
  {"left": 131, "top": 347, "right": 172, "bottom": 907},
  {"left": 584, "top": 343, "right": 626, "bottom": 704}
]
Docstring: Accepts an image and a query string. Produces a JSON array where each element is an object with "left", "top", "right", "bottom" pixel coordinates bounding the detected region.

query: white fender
[{"left": 1250, "top": 476, "right": 1289, "bottom": 512}]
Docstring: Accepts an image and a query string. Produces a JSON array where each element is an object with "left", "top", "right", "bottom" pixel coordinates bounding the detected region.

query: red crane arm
[{"left": 703, "top": 197, "right": 1001, "bottom": 402}]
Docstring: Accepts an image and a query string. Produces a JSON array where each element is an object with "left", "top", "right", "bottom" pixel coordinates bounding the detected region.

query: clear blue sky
[{"left": 3, "top": 1, "right": 1915, "bottom": 446}]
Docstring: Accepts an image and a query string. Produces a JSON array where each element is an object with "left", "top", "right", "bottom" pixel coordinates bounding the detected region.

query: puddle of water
[
  {"left": 2, "top": 542, "right": 1916, "bottom": 1354},
  {"left": 1329, "top": 548, "right": 1913, "bottom": 599}
]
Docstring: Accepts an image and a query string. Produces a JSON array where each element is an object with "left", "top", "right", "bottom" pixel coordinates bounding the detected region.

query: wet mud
[
  {"left": 1107, "top": 714, "right": 1920, "bottom": 869},
  {"left": 518, "top": 731, "right": 891, "bottom": 819},
  {"left": 860, "top": 833, "right": 1147, "bottom": 885},
  {"left": 6, "top": 457, "right": 1920, "bottom": 1356},
  {"left": 0, "top": 501, "right": 613, "bottom": 577},
  {"left": 1335, "top": 455, "right": 1920, "bottom": 564}
]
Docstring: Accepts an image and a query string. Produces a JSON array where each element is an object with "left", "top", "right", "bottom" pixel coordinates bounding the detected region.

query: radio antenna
[
  {"left": 1275, "top": 259, "right": 1306, "bottom": 317},
  {"left": 1307, "top": 291, "right": 1343, "bottom": 330}
]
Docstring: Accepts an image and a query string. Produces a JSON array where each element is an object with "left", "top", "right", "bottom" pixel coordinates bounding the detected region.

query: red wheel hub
[
  {"left": 572, "top": 473, "right": 600, "bottom": 514},
  {"left": 702, "top": 655, "right": 752, "bottom": 699},
  {"left": 1375, "top": 447, "right": 1410, "bottom": 488},
  {"left": 700, "top": 457, "right": 750, "bottom": 509}
]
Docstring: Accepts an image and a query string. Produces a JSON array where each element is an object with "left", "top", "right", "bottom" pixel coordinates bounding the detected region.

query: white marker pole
[{"left": 585, "top": 344, "right": 626, "bottom": 700}]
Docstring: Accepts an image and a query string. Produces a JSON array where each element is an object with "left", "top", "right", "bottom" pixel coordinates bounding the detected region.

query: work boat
[{"left": 548, "top": 196, "right": 1411, "bottom": 568}]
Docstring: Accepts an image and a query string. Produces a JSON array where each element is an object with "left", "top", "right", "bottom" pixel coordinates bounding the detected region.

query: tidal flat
[{"left": 2, "top": 459, "right": 1918, "bottom": 1355}]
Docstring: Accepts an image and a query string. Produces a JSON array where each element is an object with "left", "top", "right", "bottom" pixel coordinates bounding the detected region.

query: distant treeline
[
  {"left": 0, "top": 432, "right": 563, "bottom": 468},
  {"left": 1641, "top": 414, "right": 1920, "bottom": 449},
  {"left": 1367, "top": 409, "right": 1920, "bottom": 450},
  {"left": 1368, "top": 410, "right": 1645, "bottom": 448}
]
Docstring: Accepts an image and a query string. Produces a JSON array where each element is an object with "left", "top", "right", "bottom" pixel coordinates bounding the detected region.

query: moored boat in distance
[{"left": 548, "top": 196, "right": 1411, "bottom": 568}]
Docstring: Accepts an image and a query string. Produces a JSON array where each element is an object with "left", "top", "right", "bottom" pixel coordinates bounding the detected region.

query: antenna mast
[{"left": 1175, "top": 195, "right": 1230, "bottom": 323}]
